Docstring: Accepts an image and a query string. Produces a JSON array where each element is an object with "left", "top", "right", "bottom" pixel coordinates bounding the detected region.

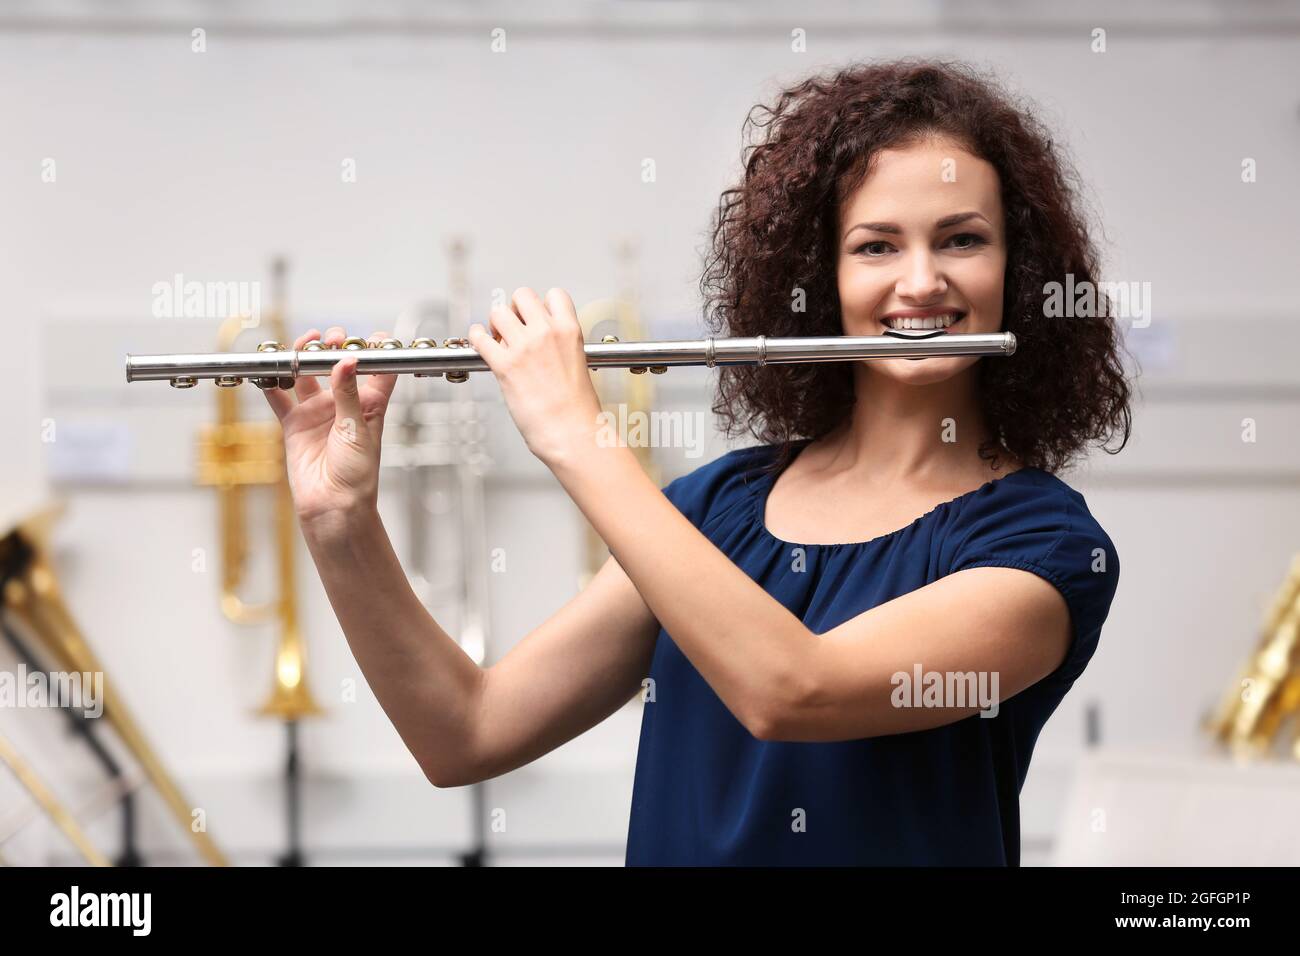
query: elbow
[
  {"left": 746, "top": 709, "right": 780, "bottom": 742},
  {"left": 423, "top": 767, "right": 455, "bottom": 790},
  {"left": 420, "top": 760, "right": 454, "bottom": 789},
  {"left": 744, "top": 655, "right": 822, "bottom": 742},
  {"left": 423, "top": 763, "right": 471, "bottom": 790},
  {"left": 745, "top": 700, "right": 798, "bottom": 742},
  {"left": 419, "top": 751, "right": 480, "bottom": 789},
  {"left": 422, "top": 671, "right": 490, "bottom": 788}
]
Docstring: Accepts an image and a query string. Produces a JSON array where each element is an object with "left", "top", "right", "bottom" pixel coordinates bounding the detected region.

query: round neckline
[{"left": 752, "top": 439, "right": 1035, "bottom": 550}]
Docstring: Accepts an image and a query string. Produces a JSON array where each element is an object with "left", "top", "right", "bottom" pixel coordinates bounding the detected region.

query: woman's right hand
[{"left": 262, "top": 326, "right": 399, "bottom": 533}]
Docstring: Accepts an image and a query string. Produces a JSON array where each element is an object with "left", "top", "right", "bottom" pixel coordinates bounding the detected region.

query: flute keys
[
  {"left": 592, "top": 334, "right": 619, "bottom": 373},
  {"left": 215, "top": 376, "right": 243, "bottom": 387},
  {"left": 170, "top": 377, "right": 197, "bottom": 388},
  {"left": 649, "top": 366, "right": 667, "bottom": 374},
  {"left": 252, "top": 378, "right": 294, "bottom": 391},
  {"left": 443, "top": 337, "right": 469, "bottom": 383},
  {"left": 303, "top": 340, "right": 325, "bottom": 351},
  {"left": 342, "top": 336, "right": 369, "bottom": 350},
  {"left": 410, "top": 337, "right": 443, "bottom": 378},
  {"left": 379, "top": 338, "right": 403, "bottom": 349},
  {"left": 254, "top": 341, "right": 286, "bottom": 389}
]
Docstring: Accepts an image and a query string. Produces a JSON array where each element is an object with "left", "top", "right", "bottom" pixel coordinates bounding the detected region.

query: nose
[{"left": 895, "top": 248, "right": 948, "bottom": 302}]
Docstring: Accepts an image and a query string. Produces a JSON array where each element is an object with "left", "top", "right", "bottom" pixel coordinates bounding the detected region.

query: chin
[{"left": 865, "top": 356, "right": 979, "bottom": 386}]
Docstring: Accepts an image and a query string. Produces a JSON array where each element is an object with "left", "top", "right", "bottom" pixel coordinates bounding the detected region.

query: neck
[{"left": 819, "top": 364, "right": 1008, "bottom": 486}]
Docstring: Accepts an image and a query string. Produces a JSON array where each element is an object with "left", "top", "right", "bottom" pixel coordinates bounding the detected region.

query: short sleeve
[
  {"left": 657, "top": 445, "right": 769, "bottom": 532},
  {"left": 948, "top": 478, "right": 1120, "bottom": 686},
  {"left": 660, "top": 471, "right": 706, "bottom": 527}
]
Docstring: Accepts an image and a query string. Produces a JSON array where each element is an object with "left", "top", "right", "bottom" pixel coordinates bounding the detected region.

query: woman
[{"left": 263, "top": 58, "right": 1131, "bottom": 866}]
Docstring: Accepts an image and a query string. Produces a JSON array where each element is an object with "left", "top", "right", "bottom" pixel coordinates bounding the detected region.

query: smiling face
[{"left": 836, "top": 135, "right": 1007, "bottom": 386}]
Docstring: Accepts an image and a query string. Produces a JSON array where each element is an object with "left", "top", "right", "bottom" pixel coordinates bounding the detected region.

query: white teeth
[{"left": 883, "top": 313, "right": 961, "bottom": 330}]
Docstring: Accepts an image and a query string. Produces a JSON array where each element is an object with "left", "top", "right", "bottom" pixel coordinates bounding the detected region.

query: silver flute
[{"left": 124, "top": 329, "right": 1017, "bottom": 389}]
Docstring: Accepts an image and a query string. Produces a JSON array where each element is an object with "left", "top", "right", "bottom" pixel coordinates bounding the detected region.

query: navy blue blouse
[{"left": 625, "top": 439, "right": 1120, "bottom": 866}]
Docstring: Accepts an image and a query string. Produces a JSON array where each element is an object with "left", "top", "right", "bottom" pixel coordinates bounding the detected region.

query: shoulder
[
  {"left": 950, "top": 467, "right": 1117, "bottom": 567},
  {"left": 947, "top": 467, "right": 1120, "bottom": 684},
  {"left": 660, "top": 443, "right": 775, "bottom": 528}
]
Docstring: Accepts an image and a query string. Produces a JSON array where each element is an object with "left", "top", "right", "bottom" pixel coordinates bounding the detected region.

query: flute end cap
[{"left": 1004, "top": 333, "right": 1017, "bottom": 356}]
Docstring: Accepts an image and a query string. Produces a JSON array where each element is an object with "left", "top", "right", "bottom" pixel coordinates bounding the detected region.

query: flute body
[{"left": 124, "top": 330, "right": 1016, "bottom": 389}]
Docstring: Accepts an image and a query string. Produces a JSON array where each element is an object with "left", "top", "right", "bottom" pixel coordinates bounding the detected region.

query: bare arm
[
  {"left": 302, "top": 507, "right": 658, "bottom": 788},
  {"left": 267, "top": 322, "right": 660, "bottom": 791}
]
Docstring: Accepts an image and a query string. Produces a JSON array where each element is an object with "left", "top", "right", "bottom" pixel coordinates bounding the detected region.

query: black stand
[
  {"left": 275, "top": 719, "right": 305, "bottom": 867},
  {"left": 457, "top": 782, "right": 487, "bottom": 867},
  {"left": 0, "top": 615, "right": 142, "bottom": 866}
]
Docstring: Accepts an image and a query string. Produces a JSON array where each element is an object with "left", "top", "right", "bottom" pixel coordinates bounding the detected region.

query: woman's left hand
[{"left": 466, "top": 287, "right": 605, "bottom": 468}]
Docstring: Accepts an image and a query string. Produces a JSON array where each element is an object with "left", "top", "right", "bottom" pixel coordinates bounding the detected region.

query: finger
[
  {"left": 323, "top": 325, "right": 347, "bottom": 349},
  {"left": 467, "top": 323, "right": 508, "bottom": 371},
  {"left": 292, "top": 328, "right": 324, "bottom": 402},
  {"left": 366, "top": 330, "right": 399, "bottom": 403},
  {"left": 330, "top": 356, "right": 367, "bottom": 442},
  {"left": 488, "top": 303, "right": 526, "bottom": 346},
  {"left": 544, "top": 288, "right": 581, "bottom": 334},
  {"left": 511, "top": 286, "right": 554, "bottom": 333},
  {"left": 263, "top": 385, "right": 295, "bottom": 422}
]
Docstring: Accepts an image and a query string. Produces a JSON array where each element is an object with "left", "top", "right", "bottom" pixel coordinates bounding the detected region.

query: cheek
[
  {"left": 837, "top": 259, "right": 887, "bottom": 306},
  {"left": 958, "top": 255, "right": 1005, "bottom": 305}
]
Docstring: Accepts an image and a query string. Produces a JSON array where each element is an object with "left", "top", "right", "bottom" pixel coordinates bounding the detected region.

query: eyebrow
[{"left": 844, "top": 211, "right": 991, "bottom": 239}]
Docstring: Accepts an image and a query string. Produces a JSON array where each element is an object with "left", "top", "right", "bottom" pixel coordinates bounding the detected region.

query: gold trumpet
[
  {"left": 0, "top": 503, "right": 228, "bottom": 865},
  {"left": 576, "top": 239, "right": 662, "bottom": 590},
  {"left": 1204, "top": 554, "right": 1300, "bottom": 759},
  {"left": 197, "top": 257, "right": 322, "bottom": 720}
]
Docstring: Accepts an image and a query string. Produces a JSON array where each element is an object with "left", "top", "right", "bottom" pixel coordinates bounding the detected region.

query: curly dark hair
[{"left": 699, "top": 57, "right": 1133, "bottom": 478}]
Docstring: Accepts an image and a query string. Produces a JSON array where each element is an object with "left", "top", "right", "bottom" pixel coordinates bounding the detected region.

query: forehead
[{"left": 840, "top": 138, "right": 1002, "bottom": 226}]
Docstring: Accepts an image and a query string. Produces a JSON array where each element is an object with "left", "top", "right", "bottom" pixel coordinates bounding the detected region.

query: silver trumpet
[{"left": 124, "top": 330, "right": 1017, "bottom": 388}]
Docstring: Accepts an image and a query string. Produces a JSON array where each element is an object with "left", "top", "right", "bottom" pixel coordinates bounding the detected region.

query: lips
[{"left": 880, "top": 312, "right": 967, "bottom": 334}]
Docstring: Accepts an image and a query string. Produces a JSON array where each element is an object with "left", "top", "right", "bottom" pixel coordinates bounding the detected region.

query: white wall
[{"left": 2, "top": 0, "right": 1299, "bottom": 865}]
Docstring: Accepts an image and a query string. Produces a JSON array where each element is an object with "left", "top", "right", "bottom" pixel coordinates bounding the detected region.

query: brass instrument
[
  {"left": 197, "top": 257, "right": 322, "bottom": 721},
  {"left": 1205, "top": 554, "right": 1300, "bottom": 760},
  {"left": 384, "top": 237, "right": 493, "bottom": 865},
  {"left": 0, "top": 503, "right": 228, "bottom": 865},
  {"left": 0, "top": 730, "right": 109, "bottom": 866},
  {"left": 385, "top": 237, "right": 491, "bottom": 666},
  {"left": 576, "top": 239, "right": 661, "bottom": 589}
]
